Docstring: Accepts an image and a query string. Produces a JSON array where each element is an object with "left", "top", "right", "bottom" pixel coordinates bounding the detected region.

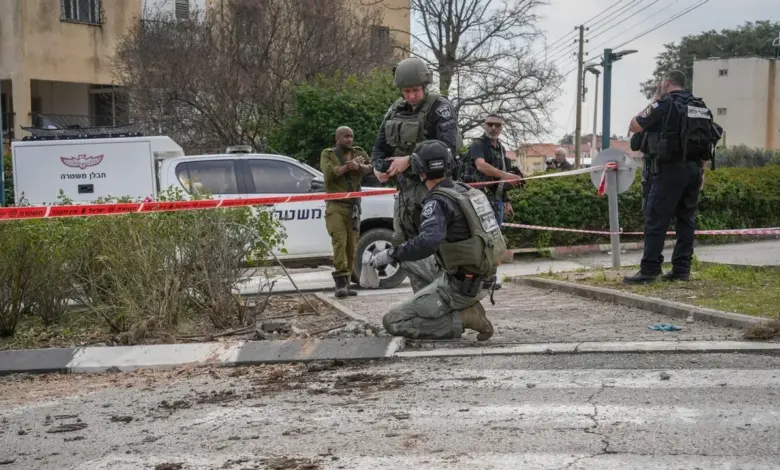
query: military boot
[
  {"left": 661, "top": 270, "right": 690, "bottom": 282},
  {"left": 347, "top": 279, "right": 359, "bottom": 296},
  {"left": 461, "top": 302, "right": 493, "bottom": 341},
  {"left": 623, "top": 271, "right": 659, "bottom": 285},
  {"left": 332, "top": 274, "right": 348, "bottom": 299}
]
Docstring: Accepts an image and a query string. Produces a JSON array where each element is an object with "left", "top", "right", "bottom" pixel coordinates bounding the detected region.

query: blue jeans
[{"left": 494, "top": 200, "right": 504, "bottom": 226}]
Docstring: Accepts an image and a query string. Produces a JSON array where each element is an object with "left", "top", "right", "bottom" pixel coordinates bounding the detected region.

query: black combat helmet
[{"left": 411, "top": 140, "right": 453, "bottom": 180}]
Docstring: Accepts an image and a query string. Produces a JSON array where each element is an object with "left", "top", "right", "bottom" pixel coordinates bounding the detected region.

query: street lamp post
[{"left": 600, "top": 48, "right": 637, "bottom": 151}]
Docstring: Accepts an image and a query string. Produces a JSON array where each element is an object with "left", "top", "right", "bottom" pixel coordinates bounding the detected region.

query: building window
[
  {"left": 61, "top": 0, "right": 103, "bottom": 25},
  {"left": 718, "top": 69, "right": 728, "bottom": 77},
  {"left": 371, "top": 26, "right": 392, "bottom": 55},
  {"left": 175, "top": 0, "right": 190, "bottom": 21},
  {"left": 717, "top": 108, "right": 727, "bottom": 116}
]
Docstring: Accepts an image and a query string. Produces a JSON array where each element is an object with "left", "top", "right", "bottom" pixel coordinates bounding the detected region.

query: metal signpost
[{"left": 590, "top": 148, "right": 638, "bottom": 268}]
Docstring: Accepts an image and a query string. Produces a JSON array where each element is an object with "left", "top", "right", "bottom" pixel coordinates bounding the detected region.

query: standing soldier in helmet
[
  {"left": 372, "top": 57, "right": 461, "bottom": 293},
  {"left": 368, "top": 140, "right": 506, "bottom": 341}
]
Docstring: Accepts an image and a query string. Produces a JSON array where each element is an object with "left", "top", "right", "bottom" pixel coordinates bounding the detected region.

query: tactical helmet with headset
[{"left": 411, "top": 140, "right": 453, "bottom": 181}]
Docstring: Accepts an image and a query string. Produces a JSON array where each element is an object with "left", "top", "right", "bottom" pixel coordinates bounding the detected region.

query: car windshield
[{"left": 298, "top": 161, "right": 323, "bottom": 179}]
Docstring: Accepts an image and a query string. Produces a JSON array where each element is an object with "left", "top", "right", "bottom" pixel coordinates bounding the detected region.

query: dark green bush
[
  {"left": 2, "top": 153, "right": 11, "bottom": 206},
  {"left": 504, "top": 164, "right": 780, "bottom": 249}
]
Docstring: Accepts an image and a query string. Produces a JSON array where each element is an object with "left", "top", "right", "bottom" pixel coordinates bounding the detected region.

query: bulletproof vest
[
  {"left": 429, "top": 183, "right": 508, "bottom": 278},
  {"left": 385, "top": 93, "right": 464, "bottom": 157},
  {"left": 660, "top": 93, "right": 718, "bottom": 162}
]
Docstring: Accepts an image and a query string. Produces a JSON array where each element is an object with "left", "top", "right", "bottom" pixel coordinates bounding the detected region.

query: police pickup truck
[{"left": 11, "top": 135, "right": 404, "bottom": 289}]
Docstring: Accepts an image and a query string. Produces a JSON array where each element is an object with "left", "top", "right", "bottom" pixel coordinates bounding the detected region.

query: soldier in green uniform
[
  {"left": 371, "top": 57, "right": 462, "bottom": 293},
  {"left": 368, "top": 140, "right": 506, "bottom": 341},
  {"left": 321, "top": 126, "right": 372, "bottom": 298}
]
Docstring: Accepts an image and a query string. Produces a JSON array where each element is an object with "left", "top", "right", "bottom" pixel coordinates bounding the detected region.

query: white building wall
[{"left": 693, "top": 57, "right": 780, "bottom": 150}]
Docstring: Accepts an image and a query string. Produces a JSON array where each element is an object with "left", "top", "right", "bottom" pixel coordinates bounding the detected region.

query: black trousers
[{"left": 640, "top": 160, "right": 703, "bottom": 275}]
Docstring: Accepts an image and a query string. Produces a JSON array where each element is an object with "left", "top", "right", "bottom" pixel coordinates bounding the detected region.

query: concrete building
[
  {"left": 0, "top": 0, "right": 142, "bottom": 142},
  {"left": 693, "top": 57, "right": 780, "bottom": 150},
  {"left": 1, "top": 0, "right": 410, "bottom": 143}
]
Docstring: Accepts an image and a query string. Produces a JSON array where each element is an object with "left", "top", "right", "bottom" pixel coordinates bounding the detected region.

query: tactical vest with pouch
[
  {"left": 430, "top": 183, "right": 507, "bottom": 279},
  {"left": 384, "top": 92, "right": 463, "bottom": 184}
]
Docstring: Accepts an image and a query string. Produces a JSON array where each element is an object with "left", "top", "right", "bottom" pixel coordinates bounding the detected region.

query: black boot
[
  {"left": 662, "top": 270, "right": 690, "bottom": 282},
  {"left": 623, "top": 270, "right": 659, "bottom": 285},
  {"left": 332, "top": 274, "right": 348, "bottom": 298},
  {"left": 347, "top": 278, "right": 358, "bottom": 296}
]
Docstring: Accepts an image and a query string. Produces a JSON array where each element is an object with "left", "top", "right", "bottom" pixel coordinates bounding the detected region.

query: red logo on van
[{"left": 60, "top": 154, "right": 104, "bottom": 170}]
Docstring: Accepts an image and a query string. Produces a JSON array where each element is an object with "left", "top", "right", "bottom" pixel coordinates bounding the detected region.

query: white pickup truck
[{"left": 11, "top": 135, "right": 405, "bottom": 289}]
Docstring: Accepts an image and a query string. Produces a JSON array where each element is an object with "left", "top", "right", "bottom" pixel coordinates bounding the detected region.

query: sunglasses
[{"left": 486, "top": 122, "right": 503, "bottom": 128}]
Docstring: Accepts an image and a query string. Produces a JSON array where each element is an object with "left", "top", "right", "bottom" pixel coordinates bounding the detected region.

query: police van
[{"left": 10, "top": 133, "right": 404, "bottom": 289}]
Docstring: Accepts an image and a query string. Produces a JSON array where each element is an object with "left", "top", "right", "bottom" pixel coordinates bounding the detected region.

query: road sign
[{"left": 589, "top": 147, "right": 638, "bottom": 194}]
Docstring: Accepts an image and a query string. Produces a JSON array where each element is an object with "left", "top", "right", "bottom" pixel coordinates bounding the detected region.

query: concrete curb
[
  {"left": 0, "top": 337, "right": 405, "bottom": 376},
  {"left": 314, "top": 292, "right": 372, "bottom": 324},
  {"left": 504, "top": 240, "right": 676, "bottom": 261},
  {"left": 394, "top": 340, "right": 780, "bottom": 358},
  {"left": 512, "top": 276, "right": 765, "bottom": 329}
]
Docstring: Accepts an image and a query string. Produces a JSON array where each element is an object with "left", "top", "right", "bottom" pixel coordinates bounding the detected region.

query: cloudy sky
[{"left": 533, "top": 0, "right": 780, "bottom": 143}]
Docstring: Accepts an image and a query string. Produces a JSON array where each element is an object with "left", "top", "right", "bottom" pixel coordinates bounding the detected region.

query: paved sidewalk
[
  {"left": 238, "top": 240, "right": 780, "bottom": 296},
  {"left": 336, "top": 283, "right": 744, "bottom": 346}
]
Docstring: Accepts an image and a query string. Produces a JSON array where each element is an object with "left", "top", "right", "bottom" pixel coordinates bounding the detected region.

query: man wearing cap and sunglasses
[{"left": 461, "top": 113, "right": 524, "bottom": 289}]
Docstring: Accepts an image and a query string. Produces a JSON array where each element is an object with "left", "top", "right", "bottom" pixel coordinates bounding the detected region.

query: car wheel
[{"left": 351, "top": 228, "right": 407, "bottom": 289}]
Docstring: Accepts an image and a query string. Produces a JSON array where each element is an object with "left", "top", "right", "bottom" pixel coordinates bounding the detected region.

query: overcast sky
[{"left": 533, "top": 0, "right": 780, "bottom": 144}]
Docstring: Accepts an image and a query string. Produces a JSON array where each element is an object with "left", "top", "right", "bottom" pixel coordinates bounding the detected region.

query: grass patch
[{"left": 536, "top": 259, "right": 780, "bottom": 319}]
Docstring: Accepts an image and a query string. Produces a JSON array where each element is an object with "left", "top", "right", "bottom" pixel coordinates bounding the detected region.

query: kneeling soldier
[{"left": 368, "top": 140, "right": 507, "bottom": 341}]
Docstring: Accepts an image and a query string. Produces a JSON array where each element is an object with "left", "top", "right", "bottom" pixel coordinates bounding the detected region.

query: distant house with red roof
[{"left": 515, "top": 136, "right": 642, "bottom": 174}]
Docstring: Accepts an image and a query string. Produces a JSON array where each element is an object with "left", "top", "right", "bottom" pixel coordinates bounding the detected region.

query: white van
[{"left": 11, "top": 135, "right": 405, "bottom": 289}]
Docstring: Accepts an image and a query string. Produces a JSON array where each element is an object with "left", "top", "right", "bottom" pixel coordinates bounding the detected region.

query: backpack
[{"left": 666, "top": 94, "right": 722, "bottom": 161}]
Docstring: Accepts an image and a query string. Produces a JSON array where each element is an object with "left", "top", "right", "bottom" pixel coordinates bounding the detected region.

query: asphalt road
[{"left": 2, "top": 353, "right": 780, "bottom": 469}]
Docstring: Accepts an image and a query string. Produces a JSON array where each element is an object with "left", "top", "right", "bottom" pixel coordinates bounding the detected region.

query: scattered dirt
[
  {"left": 45, "top": 422, "right": 87, "bottom": 433},
  {"left": 154, "top": 464, "right": 183, "bottom": 470},
  {"left": 744, "top": 319, "right": 780, "bottom": 340},
  {"left": 260, "top": 456, "right": 322, "bottom": 470},
  {"left": 0, "top": 294, "right": 371, "bottom": 351}
]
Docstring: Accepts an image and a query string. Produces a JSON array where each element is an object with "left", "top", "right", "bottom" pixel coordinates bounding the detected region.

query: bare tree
[
  {"left": 363, "top": 0, "right": 562, "bottom": 146},
  {"left": 112, "top": 0, "right": 395, "bottom": 154}
]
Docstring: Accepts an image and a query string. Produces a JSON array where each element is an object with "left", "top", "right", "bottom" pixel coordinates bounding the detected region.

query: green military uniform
[{"left": 320, "top": 145, "right": 368, "bottom": 297}]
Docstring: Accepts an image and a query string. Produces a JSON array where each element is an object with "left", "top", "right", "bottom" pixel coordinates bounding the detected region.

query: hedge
[
  {"left": 0, "top": 189, "right": 285, "bottom": 339},
  {"left": 503, "top": 164, "right": 780, "bottom": 249}
]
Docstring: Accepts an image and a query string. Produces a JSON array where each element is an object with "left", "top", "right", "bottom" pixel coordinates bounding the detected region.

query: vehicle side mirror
[{"left": 309, "top": 179, "right": 325, "bottom": 192}]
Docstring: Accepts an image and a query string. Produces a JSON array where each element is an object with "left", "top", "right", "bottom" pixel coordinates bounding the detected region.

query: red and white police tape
[
  {"left": 2, "top": 162, "right": 778, "bottom": 237},
  {"left": 502, "top": 223, "right": 780, "bottom": 236},
  {"left": 0, "top": 164, "right": 607, "bottom": 221}
]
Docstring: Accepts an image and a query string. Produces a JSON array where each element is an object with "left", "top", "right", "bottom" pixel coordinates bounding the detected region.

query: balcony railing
[{"left": 24, "top": 113, "right": 142, "bottom": 140}]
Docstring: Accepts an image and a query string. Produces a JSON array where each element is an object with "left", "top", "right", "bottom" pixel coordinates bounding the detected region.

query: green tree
[
  {"left": 269, "top": 68, "right": 399, "bottom": 169},
  {"left": 640, "top": 21, "right": 780, "bottom": 99}
]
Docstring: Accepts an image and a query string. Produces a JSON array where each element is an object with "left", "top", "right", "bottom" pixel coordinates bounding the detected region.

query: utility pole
[
  {"left": 600, "top": 48, "right": 637, "bottom": 152},
  {"left": 573, "top": 25, "right": 586, "bottom": 169}
]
